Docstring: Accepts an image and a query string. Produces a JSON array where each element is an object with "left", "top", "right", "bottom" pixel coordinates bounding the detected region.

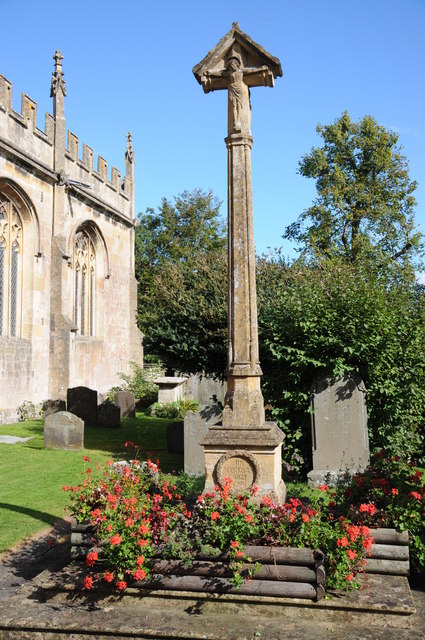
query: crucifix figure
[{"left": 193, "top": 24, "right": 286, "bottom": 504}]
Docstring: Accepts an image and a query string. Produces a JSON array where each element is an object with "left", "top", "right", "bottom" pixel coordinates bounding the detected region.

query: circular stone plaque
[{"left": 215, "top": 450, "right": 261, "bottom": 492}]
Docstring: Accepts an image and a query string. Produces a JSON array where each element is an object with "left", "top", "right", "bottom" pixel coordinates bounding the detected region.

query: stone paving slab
[{"left": 0, "top": 522, "right": 424, "bottom": 640}]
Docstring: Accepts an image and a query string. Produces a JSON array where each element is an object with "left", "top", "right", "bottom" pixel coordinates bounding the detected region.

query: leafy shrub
[
  {"left": 17, "top": 400, "right": 40, "bottom": 422},
  {"left": 109, "top": 361, "right": 158, "bottom": 406},
  {"left": 149, "top": 399, "right": 199, "bottom": 420}
]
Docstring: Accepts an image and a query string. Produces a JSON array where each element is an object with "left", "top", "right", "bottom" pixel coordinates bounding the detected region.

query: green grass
[{"left": 0, "top": 413, "right": 183, "bottom": 552}]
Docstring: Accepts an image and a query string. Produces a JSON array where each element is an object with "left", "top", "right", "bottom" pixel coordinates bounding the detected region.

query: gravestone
[
  {"left": 67, "top": 386, "right": 97, "bottom": 426},
  {"left": 114, "top": 391, "right": 136, "bottom": 418},
  {"left": 44, "top": 411, "right": 84, "bottom": 449},
  {"left": 42, "top": 399, "right": 66, "bottom": 418},
  {"left": 184, "top": 376, "right": 225, "bottom": 477},
  {"left": 97, "top": 400, "right": 121, "bottom": 428},
  {"left": 307, "top": 374, "right": 370, "bottom": 485}
]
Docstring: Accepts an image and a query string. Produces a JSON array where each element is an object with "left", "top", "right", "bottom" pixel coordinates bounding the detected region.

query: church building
[{"left": 0, "top": 51, "right": 143, "bottom": 423}]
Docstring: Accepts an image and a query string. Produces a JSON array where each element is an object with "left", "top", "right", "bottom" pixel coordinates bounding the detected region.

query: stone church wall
[{"left": 0, "top": 52, "right": 143, "bottom": 423}]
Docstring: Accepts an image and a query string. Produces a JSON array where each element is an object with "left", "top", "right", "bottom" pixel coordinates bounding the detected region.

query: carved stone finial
[
  {"left": 125, "top": 131, "right": 134, "bottom": 165},
  {"left": 50, "top": 49, "right": 66, "bottom": 98},
  {"left": 232, "top": 22, "right": 240, "bottom": 30}
]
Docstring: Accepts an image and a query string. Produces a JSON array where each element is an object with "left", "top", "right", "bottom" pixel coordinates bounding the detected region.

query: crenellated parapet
[{"left": 0, "top": 52, "right": 134, "bottom": 222}]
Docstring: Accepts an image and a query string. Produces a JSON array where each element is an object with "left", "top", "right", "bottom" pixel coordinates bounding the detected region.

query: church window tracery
[
  {"left": 73, "top": 229, "right": 96, "bottom": 336},
  {"left": 0, "top": 194, "right": 23, "bottom": 337}
]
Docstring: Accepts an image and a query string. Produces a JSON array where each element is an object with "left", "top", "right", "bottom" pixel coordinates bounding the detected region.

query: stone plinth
[
  {"left": 307, "top": 374, "right": 370, "bottom": 485},
  {"left": 154, "top": 377, "right": 187, "bottom": 404},
  {"left": 201, "top": 422, "right": 286, "bottom": 503}
]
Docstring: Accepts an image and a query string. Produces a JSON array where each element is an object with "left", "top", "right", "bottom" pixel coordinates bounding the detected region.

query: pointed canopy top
[{"left": 193, "top": 22, "right": 282, "bottom": 85}]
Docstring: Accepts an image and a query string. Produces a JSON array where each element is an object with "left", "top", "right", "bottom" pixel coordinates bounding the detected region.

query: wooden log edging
[{"left": 366, "top": 529, "right": 410, "bottom": 576}]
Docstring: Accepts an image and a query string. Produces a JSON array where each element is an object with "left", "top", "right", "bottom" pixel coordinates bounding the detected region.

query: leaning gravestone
[
  {"left": 184, "top": 376, "right": 225, "bottom": 477},
  {"left": 67, "top": 386, "right": 97, "bottom": 426},
  {"left": 114, "top": 391, "right": 136, "bottom": 418},
  {"left": 307, "top": 374, "right": 370, "bottom": 485},
  {"left": 44, "top": 411, "right": 84, "bottom": 450}
]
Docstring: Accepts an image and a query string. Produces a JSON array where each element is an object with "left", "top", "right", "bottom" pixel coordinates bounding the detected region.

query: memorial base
[{"left": 201, "top": 421, "right": 286, "bottom": 504}]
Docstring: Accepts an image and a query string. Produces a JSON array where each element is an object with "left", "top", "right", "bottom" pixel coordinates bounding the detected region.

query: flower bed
[{"left": 65, "top": 444, "right": 378, "bottom": 595}]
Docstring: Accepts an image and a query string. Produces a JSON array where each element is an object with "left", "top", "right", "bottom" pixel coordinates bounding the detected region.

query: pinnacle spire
[
  {"left": 125, "top": 131, "right": 134, "bottom": 165},
  {"left": 50, "top": 49, "right": 66, "bottom": 98}
]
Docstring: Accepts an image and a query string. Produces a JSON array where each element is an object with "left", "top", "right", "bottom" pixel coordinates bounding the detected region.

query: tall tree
[
  {"left": 135, "top": 189, "right": 227, "bottom": 375},
  {"left": 285, "top": 111, "right": 422, "bottom": 273}
]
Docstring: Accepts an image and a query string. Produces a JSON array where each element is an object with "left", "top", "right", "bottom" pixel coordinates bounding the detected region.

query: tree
[
  {"left": 258, "top": 257, "right": 425, "bottom": 471},
  {"left": 285, "top": 112, "right": 422, "bottom": 274},
  {"left": 135, "top": 189, "right": 227, "bottom": 376}
]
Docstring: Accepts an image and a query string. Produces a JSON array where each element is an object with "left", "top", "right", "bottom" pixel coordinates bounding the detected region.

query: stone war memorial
[{"left": 193, "top": 23, "right": 286, "bottom": 503}]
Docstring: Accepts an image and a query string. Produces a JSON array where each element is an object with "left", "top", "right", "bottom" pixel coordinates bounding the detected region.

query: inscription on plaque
[{"left": 221, "top": 455, "right": 255, "bottom": 491}]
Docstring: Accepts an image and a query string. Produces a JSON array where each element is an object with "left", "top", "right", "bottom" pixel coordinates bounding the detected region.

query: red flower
[
  {"left": 251, "top": 484, "right": 259, "bottom": 496},
  {"left": 110, "top": 534, "right": 122, "bottom": 546},
  {"left": 346, "top": 572, "right": 354, "bottom": 581},
  {"left": 133, "top": 568, "right": 146, "bottom": 581},
  {"left": 136, "top": 555, "right": 145, "bottom": 566},
  {"left": 302, "top": 514, "right": 310, "bottom": 523},
  {"left": 231, "top": 541, "right": 239, "bottom": 548},
  {"left": 82, "top": 456, "right": 91, "bottom": 462},
  {"left": 116, "top": 580, "right": 127, "bottom": 591},
  {"left": 104, "top": 571, "right": 114, "bottom": 583},
  {"left": 362, "top": 536, "right": 373, "bottom": 551},
  {"left": 211, "top": 511, "right": 221, "bottom": 521},
  {"left": 86, "top": 551, "right": 98, "bottom": 567},
  {"left": 409, "top": 491, "right": 421, "bottom": 501},
  {"left": 391, "top": 488, "right": 399, "bottom": 496},
  {"left": 62, "top": 485, "right": 69, "bottom": 491},
  {"left": 337, "top": 537, "right": 349, "bottom": 548},
  {"left": 83, "top": 575, "right": 93, "bottom": 590},
  {"left": 348, "top": 525, "right": 360, "bottom": 542},
  {"left": 244, "top": 515, "right": 254, "bottom": 523},
  {"left": 138, "top": 539, "right": 148, "bottom": 547},
  {"left": 235, "top": 550, "right": 244, "bottom": 559},
  {"left": 261, "top": 496, "right": 272, "bottom": 507},
  {"left": 317, "top": 484, "right": 329, "bottom": 492},
  {"left": 346, "top": 549, "right": 357, "bottom": 560}
]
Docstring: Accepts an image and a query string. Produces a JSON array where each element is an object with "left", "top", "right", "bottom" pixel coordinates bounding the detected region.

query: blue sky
[{"left": 0, "top": 0, "right": 424, "bottom": 258}]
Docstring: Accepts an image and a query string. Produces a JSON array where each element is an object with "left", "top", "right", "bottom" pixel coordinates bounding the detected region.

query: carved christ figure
[{"left": 202, "top": 55, "right": 273, "bottom": 136}]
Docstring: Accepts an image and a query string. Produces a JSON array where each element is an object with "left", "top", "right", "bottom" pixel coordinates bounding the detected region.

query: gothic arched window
[
  {"left": 0, "top": 193, "right": 23, "bottom": 337},
  {"left": 73, "top": 230, "right": 96, "bottom": 336}
]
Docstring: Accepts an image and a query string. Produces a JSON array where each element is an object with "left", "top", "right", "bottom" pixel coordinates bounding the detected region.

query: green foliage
[
  {"left": 112, "top": 361, "right": 158, "bottom": 404},
  {"left": 150, "top": 399, "right": 199, "bottom": 420},
  {"left": 258, "top": 258, "right": 425, "bottom": 470},
  {"left": 285, "top": 111, "right": 422, "bottom": 274},
  {"left": 135, "top": 189, "right": 227, "bottom": 376},
  {"left": 17, "top": 400, "right": 40, "bottom": 422}
]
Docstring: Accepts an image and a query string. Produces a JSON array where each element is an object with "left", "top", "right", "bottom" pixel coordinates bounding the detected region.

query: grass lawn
[{"left": 0, "top": 413, "right": 183, "bottom": 553}]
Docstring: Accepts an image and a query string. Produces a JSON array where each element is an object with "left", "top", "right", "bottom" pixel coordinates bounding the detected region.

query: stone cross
[{"left": 193, "top": 24, "right": 286, "bottom": 503}]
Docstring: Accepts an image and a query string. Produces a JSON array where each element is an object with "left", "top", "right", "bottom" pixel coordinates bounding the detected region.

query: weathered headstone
[
  {"left": 44, "top": 411, "right": 84, "bottom": 449},
  {"left": 97, "top": 400, "right": 121, "bottom": 428},
  {"left": 42, "top": 399, "right": 66, "bottom": 418},
  {"left": 184, "top": 376, "right": 225, "bottom": 477},
  {"left": 114, "top": 391, "right": 136, "bottom": 418},
  {"left": 307, "top": 374, "right": 370, "bottom": 485},
  {"left": 67, "top": 386, "right": 97, "bottom": 426},
  {"left": 194, "top": 25, "right": 285, "bottom": 503}
]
